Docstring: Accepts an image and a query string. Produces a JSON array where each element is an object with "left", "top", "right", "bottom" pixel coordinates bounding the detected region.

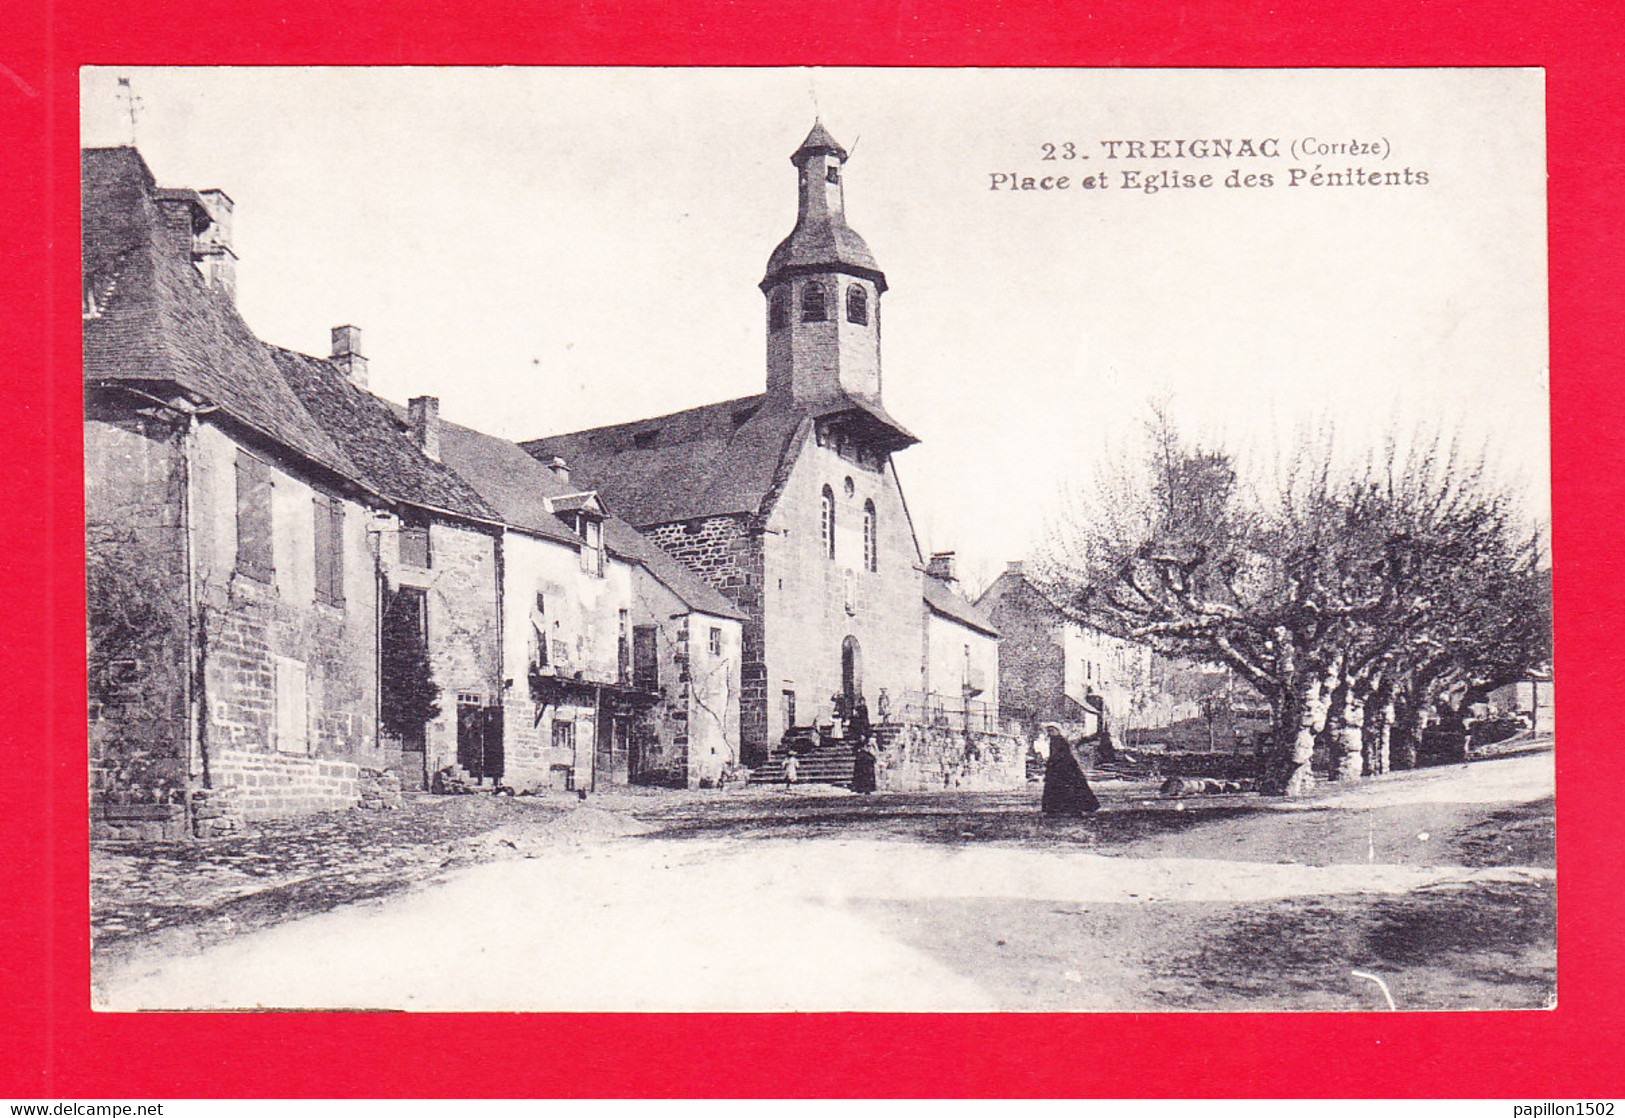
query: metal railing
[{"left": 889, "top": 690, "right": 999, "bottom": 734}]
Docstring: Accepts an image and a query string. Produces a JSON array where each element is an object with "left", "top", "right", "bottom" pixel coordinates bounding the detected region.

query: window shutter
[
  {"left": 327, "top": 497, "right": 345, "bottom": 606},
  {"left": 312, "top": 496, "right": 332, "bottom": 605},
  {"left": 235, "top": 452, "right": 274, "bottom": 582}
]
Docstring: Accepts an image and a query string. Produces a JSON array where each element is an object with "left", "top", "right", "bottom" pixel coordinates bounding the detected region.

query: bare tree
[{"left": 1041, "top": 411, "right": 1548, "bottom": 796}]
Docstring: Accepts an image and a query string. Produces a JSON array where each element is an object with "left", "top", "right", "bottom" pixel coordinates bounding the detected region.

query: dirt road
[{"left": 95, "top": 752, "right": 1554, "bottom": 1012}]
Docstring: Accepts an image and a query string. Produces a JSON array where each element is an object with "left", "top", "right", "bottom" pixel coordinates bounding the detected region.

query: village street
[{"left": 93, "top": 750, "right": 1555, "bottom": 1012}]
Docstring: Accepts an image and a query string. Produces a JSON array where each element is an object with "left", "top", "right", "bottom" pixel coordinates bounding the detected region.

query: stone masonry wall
[
  {"left": 84, "top": 402, "right": 190, "bottom": 793},
  {"left": 642, "top": 515, "right": 768, "bottom": 759},
  {"left": 209, "top": 747, "right": 361, "bottom": 819},
  {"left": 871, "top": 723, "right": 1026, "bottom": 792}
]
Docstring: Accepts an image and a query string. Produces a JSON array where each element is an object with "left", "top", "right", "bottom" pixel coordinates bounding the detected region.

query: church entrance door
[{"left": 841, "top": 636, "right": 863, "bottom": 716}]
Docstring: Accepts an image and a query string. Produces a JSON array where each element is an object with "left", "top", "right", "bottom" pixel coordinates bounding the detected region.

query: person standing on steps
[{"left": 782, "top": 750, "right": 798, "bottom": 790}]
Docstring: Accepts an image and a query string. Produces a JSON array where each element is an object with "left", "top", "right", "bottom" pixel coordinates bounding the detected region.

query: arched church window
[
  {"left": 768, "top": 288, "right": 788, "bottom": 332},
  {"left": 820, "top": 485, "right": 836, "bottom": 559},
  {"left": 802, "top": 282, "right": 827, "bottom": 323},
  {"left": 863, "top": 499, "right": 877, "bottom": 572},
  {"left": 846, "top": 284, "right": 868, "bottom": 325}
]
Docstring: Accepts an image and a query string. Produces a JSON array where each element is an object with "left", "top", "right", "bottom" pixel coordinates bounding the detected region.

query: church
[{"left": 524, "top": 122, "right": 1002, "bottom": 768}]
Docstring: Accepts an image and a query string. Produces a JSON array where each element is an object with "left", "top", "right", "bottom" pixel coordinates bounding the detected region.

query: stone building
[
  {"left": 425, "top": 411, "right": 746, "bottom": 789},
  {"left": 84, "top": 144, "right": 750, "bottom": 830},
  {"left": 83, "top": 146, "right": 453, "bottom": 834},
  {"left": 977, "top": 561, "right": 1155, "bottom": 745},
  {"left": 523, "top": 122, "right": 1007, "bottom": 778}
]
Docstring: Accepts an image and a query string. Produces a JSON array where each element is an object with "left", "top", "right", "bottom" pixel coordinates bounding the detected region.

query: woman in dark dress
[
  {"left": 1040, "top": 717, "right": 1101, "bottom": 816},
  {"left": 848, "top": 698, "right": 877, "bottom": 793}
]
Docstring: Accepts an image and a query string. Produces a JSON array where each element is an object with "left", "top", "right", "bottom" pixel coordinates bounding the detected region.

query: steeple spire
[{"left": 761, "top": 121, "right": 885, "bottom": 294}]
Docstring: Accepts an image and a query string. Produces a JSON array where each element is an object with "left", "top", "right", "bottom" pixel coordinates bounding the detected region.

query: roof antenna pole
[{"left": 116, "top": 76, "right": 144, "bottom": 148}]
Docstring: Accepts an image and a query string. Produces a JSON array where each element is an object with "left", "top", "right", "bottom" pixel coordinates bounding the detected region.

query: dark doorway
[
  {"left": 595, "top": 714, "right": 631, "bottom": 786},
  {"left": 457, "top": 697, "right": 504, "bottom": 782},
  {"left": 841, "top": 635, "right": 863, "bottom": 714}
]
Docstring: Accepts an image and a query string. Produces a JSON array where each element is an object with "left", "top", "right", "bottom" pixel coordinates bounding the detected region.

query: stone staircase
[{"left": 751, "top": 742, "right": 856, "bottom": 786}]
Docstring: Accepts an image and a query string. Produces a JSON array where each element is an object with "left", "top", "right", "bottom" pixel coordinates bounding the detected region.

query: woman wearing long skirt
[{"left": 1040, "top": 721, "right": 1100, "bottom": 815}]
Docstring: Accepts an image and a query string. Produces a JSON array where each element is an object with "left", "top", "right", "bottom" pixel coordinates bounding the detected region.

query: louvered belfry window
[
  {"left": 802, "top": 281, "right": 827, "bottom": 323},
  {"left": 846, "top": 284, "right": 868, "bottom": 325},
  {"left": 235, "top": 450, "right": 275, "bottom": 583},
  {"left": 821, "top": 485, "right": 837, "bottom": 559}
]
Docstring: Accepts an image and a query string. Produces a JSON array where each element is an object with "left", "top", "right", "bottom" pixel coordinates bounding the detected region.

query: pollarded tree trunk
[
  {"left": 1391, "top": 694, "right": 1422, "bottom": 770},
  {"left": 1274, "top": 663, "right": 1338, "bottom": 797},
  {"left": 1363, "top": 681, "right": 1394, "bottom": 776},
  {"left": 1336, "top": 681, "right": 1366, "bottom": 782}
]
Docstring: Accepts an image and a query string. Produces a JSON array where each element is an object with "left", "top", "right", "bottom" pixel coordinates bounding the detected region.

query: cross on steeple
[{"left": 116, "top": 77, "right": 144, "bottom": 147}]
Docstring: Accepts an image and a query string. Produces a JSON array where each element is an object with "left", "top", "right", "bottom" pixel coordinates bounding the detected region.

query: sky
[{"left": 80, "top": 67, "right": 1549, "bottom": 591}]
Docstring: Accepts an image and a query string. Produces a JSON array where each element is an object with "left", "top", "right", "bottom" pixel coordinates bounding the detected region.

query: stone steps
[{"left": 751, "top": 744, "right": 856, "bottom": 786}]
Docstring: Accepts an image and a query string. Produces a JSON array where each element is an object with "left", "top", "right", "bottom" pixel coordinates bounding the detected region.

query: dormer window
[
  {"left": 801, "top": 282, "right": 827, "bottom": 323},
  {"left": 633, "top": 430, "right": 659, "bottom": 450},
  {"left": 846, "top": 284, "right": 868, "bottom": 325},
  {"left": 768, "top": 288, "right": 788, "bottom": 332},
  {"left": 578, "top": 515, "right": 604, "bottom": 578},
  {"left": 826, "top": 164, "right": 841, "bottom": 184}
]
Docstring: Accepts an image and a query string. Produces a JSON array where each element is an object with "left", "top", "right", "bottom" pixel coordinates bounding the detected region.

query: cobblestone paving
[{"left": 91, "top": 794, "right": 568, "bottom": 959}]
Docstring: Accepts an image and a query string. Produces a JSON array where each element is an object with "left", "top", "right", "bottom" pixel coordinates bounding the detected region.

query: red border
[{"left": 5, "top": 0, "right": 1623, "bottom": 1098}]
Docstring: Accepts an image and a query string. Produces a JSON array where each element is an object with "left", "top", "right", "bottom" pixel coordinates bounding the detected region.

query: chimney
[
  {"left": 195, "top": 189, "right": 237, "bottom": 300},
  {"left": 408, "top": 396, "right": 441, "bottom": 461},
  {"left": 1006, "top": 560, "right": 1026, "bottom": 576},
  {"left": 542, "top": 456, "right": 570, "bottom": 485},
  {"left": 926, "top": 551, "right": 957, "bottom": 583},
  {"left": 330, "top": 325, "right": 368, "bottom": 389},
  {"left": 153, "top": 190, "right": 208, "bottom": 269}
]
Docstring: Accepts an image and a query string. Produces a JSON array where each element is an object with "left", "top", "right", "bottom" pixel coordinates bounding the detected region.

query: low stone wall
[
  {"left": 873, "top": 723, "right": 1026, "bottom": 791},
  {"left": 209, "top": 748, "right": 361, "bottom": 819},
  {"left": 92, "top": 800, "right": 190, "bottom": 842}
]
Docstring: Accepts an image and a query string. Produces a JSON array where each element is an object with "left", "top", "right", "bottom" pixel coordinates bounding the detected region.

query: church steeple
[{"left": 762, "top": 122, "right": 887, "bottom": 409}]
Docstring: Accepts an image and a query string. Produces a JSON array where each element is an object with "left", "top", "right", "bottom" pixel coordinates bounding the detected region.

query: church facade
[{"left": 525, "top": 123, "right": 1000, "bottom": 767}]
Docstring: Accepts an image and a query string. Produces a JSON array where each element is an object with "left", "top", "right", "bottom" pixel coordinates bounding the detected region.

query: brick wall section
[
  {"left": 642, "top": 515, "right": 769, "bottom": 757},
  {"left": 209, "top": 747, "right": 361, "bottom": 819}
]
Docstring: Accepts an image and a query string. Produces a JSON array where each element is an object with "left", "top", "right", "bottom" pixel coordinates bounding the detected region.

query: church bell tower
[{"left": 761, "top": 122, "right": 888, "bottom": 410}]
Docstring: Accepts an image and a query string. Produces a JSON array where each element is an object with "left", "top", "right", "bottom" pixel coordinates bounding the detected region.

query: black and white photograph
[{"left": 81, "top": 66, "right": 1552, "bottom": 1012}]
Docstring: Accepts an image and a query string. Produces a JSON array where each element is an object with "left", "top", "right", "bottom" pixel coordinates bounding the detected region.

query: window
[
  {"left": 820, "top": 485, "right": 836, "bottom": 559},
  {"left": 399, "top": 518, "right": 430, "bottom": 569},
  {"left": 801, "top": 281, "right": 827, "bottom": 323},
  {"left": 632, "top": 624, "right": 659, "bottom": 691},
  {"left": 633, "top": 429, "right": 659, "bottom": 449},
  {"left": 234, "top": 451, "right": 274, "bottom": 582},
  {"left": 768, "top": 289, "right": 788, "bottom": 332},
  {"left": 313, "top": 494, "right": 345, "bottom": 606},
  {"left": 846, "top": 284, "right": 868, "bottom": 325},
  {"left": 826, "top": 163, "right": 841, "bottom": 184},
  {"left": 530, "top": 590, "right": 548, "bottom": 669},
  {"left": 708, "top": 626, "right": 722, "bottom": 657},
  {"left": 618, "top": 610, "right": 631, "bottom": 682},
  {"left": 552, "top": 719, "right": 576, "bottom": 754},
  {"left": 863, "top": 499, "right": 877, "bottom": 572},
  {"left": 579, "top": 515, "right": 604, "bottom": 578}
]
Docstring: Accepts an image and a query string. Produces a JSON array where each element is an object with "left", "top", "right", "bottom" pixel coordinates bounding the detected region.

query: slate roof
[
  {"left": 429, "top": 412, "right": 746, "bottom": 620},
  {"left": 82, "top": 147, "right": 357, "bottom": 477},
  {"left": 521, "top": 393, "right": 810, "bottom": 527},
  {"left": 793, "top": 120, "right": 848, "bottom": 162},
  {"left": 924, "top": 574, "right": 1000, "bottom": 637},
  {"left": 763, "top": 122, "right": 885, "bottom": 291},
  {"left": 268, "top": 347, "right": 499, "bottom": 523}
]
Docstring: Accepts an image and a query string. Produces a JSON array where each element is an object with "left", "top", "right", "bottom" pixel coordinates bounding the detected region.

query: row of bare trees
[{"left": 1041, "top": 412, "right": 1550, "bottom": 795}]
